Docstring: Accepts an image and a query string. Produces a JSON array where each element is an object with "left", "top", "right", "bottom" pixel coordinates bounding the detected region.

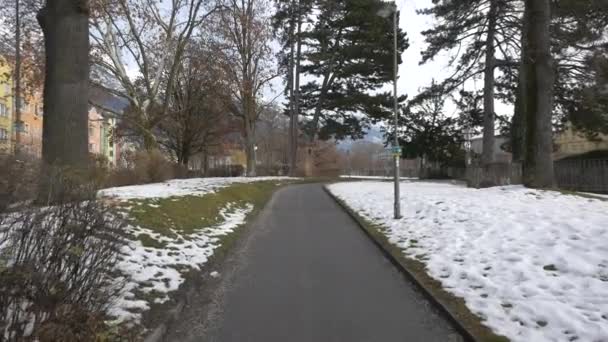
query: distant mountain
[{"left": 338, "top": 125, "right": 386, "bottom": 150}]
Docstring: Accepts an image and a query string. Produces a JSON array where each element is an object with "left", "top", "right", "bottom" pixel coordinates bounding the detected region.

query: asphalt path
[{"left": 167, "top": 183, "right": 463, "bottom": 342}]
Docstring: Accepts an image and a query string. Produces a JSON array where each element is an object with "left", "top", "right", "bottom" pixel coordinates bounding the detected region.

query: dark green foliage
[
  {"left": 399, "top": 84, "right": 464, "bottom": 165},
  {"left": 453, "top": 90, "right": 484, "bottom": 128},
  {"left": 299, "top": 0, "right": 408, "bottom": 141},
  {"left": 565, "top": 53, "right": 608, "bottom": 137},
  {"left": 418, "top": 0, "right": 520, "bottom": 94},
  {"left": 552, "top": 0, "right": 608, "bottom": 134}
]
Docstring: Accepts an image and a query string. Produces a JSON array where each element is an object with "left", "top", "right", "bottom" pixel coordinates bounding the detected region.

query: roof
[{"left": 89, "top": 86, "right": 129, "bottom": 116}]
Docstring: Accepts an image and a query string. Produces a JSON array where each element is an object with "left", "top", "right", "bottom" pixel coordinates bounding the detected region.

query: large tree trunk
[
  {"left": 244, "top": 116, "right": 256, "bottom": 177},
  {"left": 523, "top": 0, "right": 555, "bottom": 188},
  {"left": 202, "top": 147, "right": 209, "bottom": 176},
  {"left": 511, "top": 78, "right": 526, "bottom": 163},
  {"left": 481, "top": 0, "right": 498, "bottom": 165},
  {"left": 290, "top": 3, "right": 303, "bottom": 177},
  {"left": 38, "top": 0, "right": 90, "bottom": 167},
  {"left": 511, "top": 6, "right": 529, "bottom": 164},
  {"left": 287, "top": 1, "right": 296, "bottom": 176}
]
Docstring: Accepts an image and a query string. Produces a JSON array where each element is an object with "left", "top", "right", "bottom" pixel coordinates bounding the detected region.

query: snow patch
[
  {"left": 108, "top": 203, "right": 253, "bottom": 323},
  {"left": 328, "top": 181, "right": 608, "bottom": 342},
  {"left": 99, "top": 177, "right": 295, "bottom": 200}
]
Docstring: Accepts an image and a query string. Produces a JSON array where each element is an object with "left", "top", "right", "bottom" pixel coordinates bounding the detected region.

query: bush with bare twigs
[{"left": 0, "top": 158, "right": 127, "bottom": 341}]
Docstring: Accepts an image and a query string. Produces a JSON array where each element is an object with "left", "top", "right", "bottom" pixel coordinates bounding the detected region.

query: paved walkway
[{"left": 168, "top": 184, "right": 463, "bottom": 342}]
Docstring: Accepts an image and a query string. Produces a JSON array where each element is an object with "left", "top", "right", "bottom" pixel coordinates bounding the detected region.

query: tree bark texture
[
  {"left": 38, "top": 0, "right": 90, "bottom": 167},
  {"left": 244, "top": 115, "right": 256, "bottom": 177},
  {"left": 287, "top": 1, "right": 296, "bottom": 176},
  {"left": 523, "top": 0, "right": 555, "bottom": 188},
  {"left": 511, "top": 5, "right": 529, "bottom": 164},
  {"left": 481, "top": 0, "right": 498, "bottom": 165}
]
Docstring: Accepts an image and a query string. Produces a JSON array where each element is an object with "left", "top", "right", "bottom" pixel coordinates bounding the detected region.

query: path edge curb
[{"left": 323, "top": 185, "right": 479, "bottom": 342}]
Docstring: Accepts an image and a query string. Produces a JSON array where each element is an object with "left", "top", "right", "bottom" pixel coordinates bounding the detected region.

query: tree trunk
[
  {"left": 202, "top": 148, "right": 209, "bottom": 176},
  {"left": 511, "top": 79, "right": 526, "bottom": 163},
  {"left": 523, "top": 0, "right": 555, "bottom": 188},
  {"left": 511, "top": 68, "right": 527, "bottom": 163},
  {"left": 287, "top": 1, "right": 296, "bottom": 176},
  {"left": 511, "top": 6, "right": 529, "bottom": 164},
  {"left": 481, "top": 0, "right": 498, "bottom": 165},
  {"left": 244, "top": 117, "right": 256, "bottom": 177},
  {"left": 38, "top": 0, "right": 90, "bottom": 167},
  {"left": 290, "top": 3, "right": 303, "bottom": 177}
]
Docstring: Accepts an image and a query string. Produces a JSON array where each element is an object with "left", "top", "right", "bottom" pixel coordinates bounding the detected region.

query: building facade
[
  {"left": 16, "top": 91, "right": 44, "bottom": 157},
  {"left": 88, "top": 106, "right": 119, "bottom": 165},
  {"left": 0, "top": 61, "right": 13, "bottom": 154},
  {"left": 554, "top": 124, "right": 608, "bottom": 160}
]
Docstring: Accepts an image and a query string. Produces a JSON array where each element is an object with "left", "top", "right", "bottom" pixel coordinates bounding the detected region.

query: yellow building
[
  {"left": 0, "top": 59, "right": 13, "bottom": 154},
  {"left": 554, "top": 124, "right": 608, "bottom": 160}
]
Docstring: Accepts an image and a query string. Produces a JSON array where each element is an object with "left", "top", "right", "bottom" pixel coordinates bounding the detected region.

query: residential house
[
  {"left": 15, "top": 90, "right": 43, "bottom": 157},
  {"left": 554, "top": 123, "right": 608, "bottom": 160},
  {"left": 470, "top": 135, "right": 512, "bottom": 163},
  {"left": 88, "top": 88, "right": 128, "bottom": 166}
]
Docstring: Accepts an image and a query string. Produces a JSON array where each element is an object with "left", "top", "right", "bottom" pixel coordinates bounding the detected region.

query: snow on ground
[
  {"left": 328, "top": 181, "right": 608, "bottom": 342},
  {"left": 99, "top": 177, "right": 295, "bottom": 200},
  {"left": 109, "top": 203, "right": 253, "bottom": 323},
  {"left": 339, "top": 175, "right": 418, "bottom": 180}
]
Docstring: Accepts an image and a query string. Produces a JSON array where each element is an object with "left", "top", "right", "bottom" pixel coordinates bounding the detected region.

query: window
[
  {"left": 0, "top": 128, "right": 7, "bottom": 141},
  {"left": 89, "top": 143, "right": 95, "bottom": 152},
  {"left": 0, "top": 103, "right": 7, "bottom": 117},
  {"left": 89, "top": 126, "right": 94, "bottom": 135}
]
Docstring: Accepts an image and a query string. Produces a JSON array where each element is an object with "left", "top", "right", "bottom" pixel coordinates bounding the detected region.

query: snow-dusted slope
[
  {"left": 110, "top": 203, "right": 252, "bottom": 323},
  {"left": 329, "top": 181, "right": 608, "bottom": 342},
  {"left": 99, "top": 177, "right": 295, "bottom": 200}
]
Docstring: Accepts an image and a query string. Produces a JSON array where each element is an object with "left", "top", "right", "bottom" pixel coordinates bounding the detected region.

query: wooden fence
[{"left": 554, "top": 159, "right": 608, "bottom": 194}]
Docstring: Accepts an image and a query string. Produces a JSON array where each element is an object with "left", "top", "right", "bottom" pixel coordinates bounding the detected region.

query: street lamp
[{"left": 377, "top": 1, "right": 401, "bottom": 219}]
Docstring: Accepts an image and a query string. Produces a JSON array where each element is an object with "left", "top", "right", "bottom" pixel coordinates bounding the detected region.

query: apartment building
[{"left": 0, "top": 60, "right": 12, "bottom": 153}]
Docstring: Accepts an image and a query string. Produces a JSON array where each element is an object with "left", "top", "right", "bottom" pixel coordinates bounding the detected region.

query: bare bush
[
  {"left": 135, "top": 149, "right": 174, "bottom": 183},
  {"left": 0, "top": 162, "right": 126, "bottom": 341},
  {"left": 108, "top": 149, "right": 176, "bottom": 186},
  {"left": 0, "top": 155, "right": 40, "bottom": 213}
]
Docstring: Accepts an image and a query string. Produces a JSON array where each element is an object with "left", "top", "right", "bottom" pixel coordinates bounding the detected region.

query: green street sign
[{"left": 391, "top": 146, "right": 402, "bottom": 155}]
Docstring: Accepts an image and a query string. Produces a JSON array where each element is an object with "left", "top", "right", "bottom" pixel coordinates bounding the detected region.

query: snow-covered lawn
[
  {"left": 99, "top": 176, "right": 295, "bottom": 200},
  {"left": 100, "top": 177, "right": 294, "bottom": 323},
  {"left": 339, "top": 175, "right": 418, "bottom": 180},
  {"left": 328, "top": 181, "right": 608, "bottom": 342},
  {"left": 109, "top": 203, "right": 252, "bottom": 323}
]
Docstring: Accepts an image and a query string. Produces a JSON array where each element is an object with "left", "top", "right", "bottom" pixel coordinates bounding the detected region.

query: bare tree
[
  {"left": 37, "top": 0, "right": 90, "bottom": 167},
  {"left": 157, "top": 47, "right": 229, "bottom": 166},
  {"left": 89, "top": 0, "right": 218, "bottom": 150},
  {"left": 255, "top": 105, "right": 289, "bottom": 175},
  {"left": 272, "top": 0, "right": 309, "bottom": 176},
  {"left": 211, "top": 0, "right": 277, "bottom": 176}
]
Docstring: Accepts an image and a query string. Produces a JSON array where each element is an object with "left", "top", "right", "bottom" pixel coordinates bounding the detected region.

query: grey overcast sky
[{"left": 396, "top": 0, "right": 452, "bottom": 102}]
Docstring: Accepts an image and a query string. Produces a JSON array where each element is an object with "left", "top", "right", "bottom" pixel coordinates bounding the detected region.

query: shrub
[
  {"left": 134, "top": 149, "right": 174, "bottom": 183},
  {"left": 107, "top": 149, "right": 176, "bottom": 187},
  {"left": 0, "top": 162, "right": 126, "bottom": 341},
  {"left": 206, "top": 164, "right": 245, "bottom": 177},
  {"left": 0, "top": 155, "right": 40, "bottom": 211}
]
